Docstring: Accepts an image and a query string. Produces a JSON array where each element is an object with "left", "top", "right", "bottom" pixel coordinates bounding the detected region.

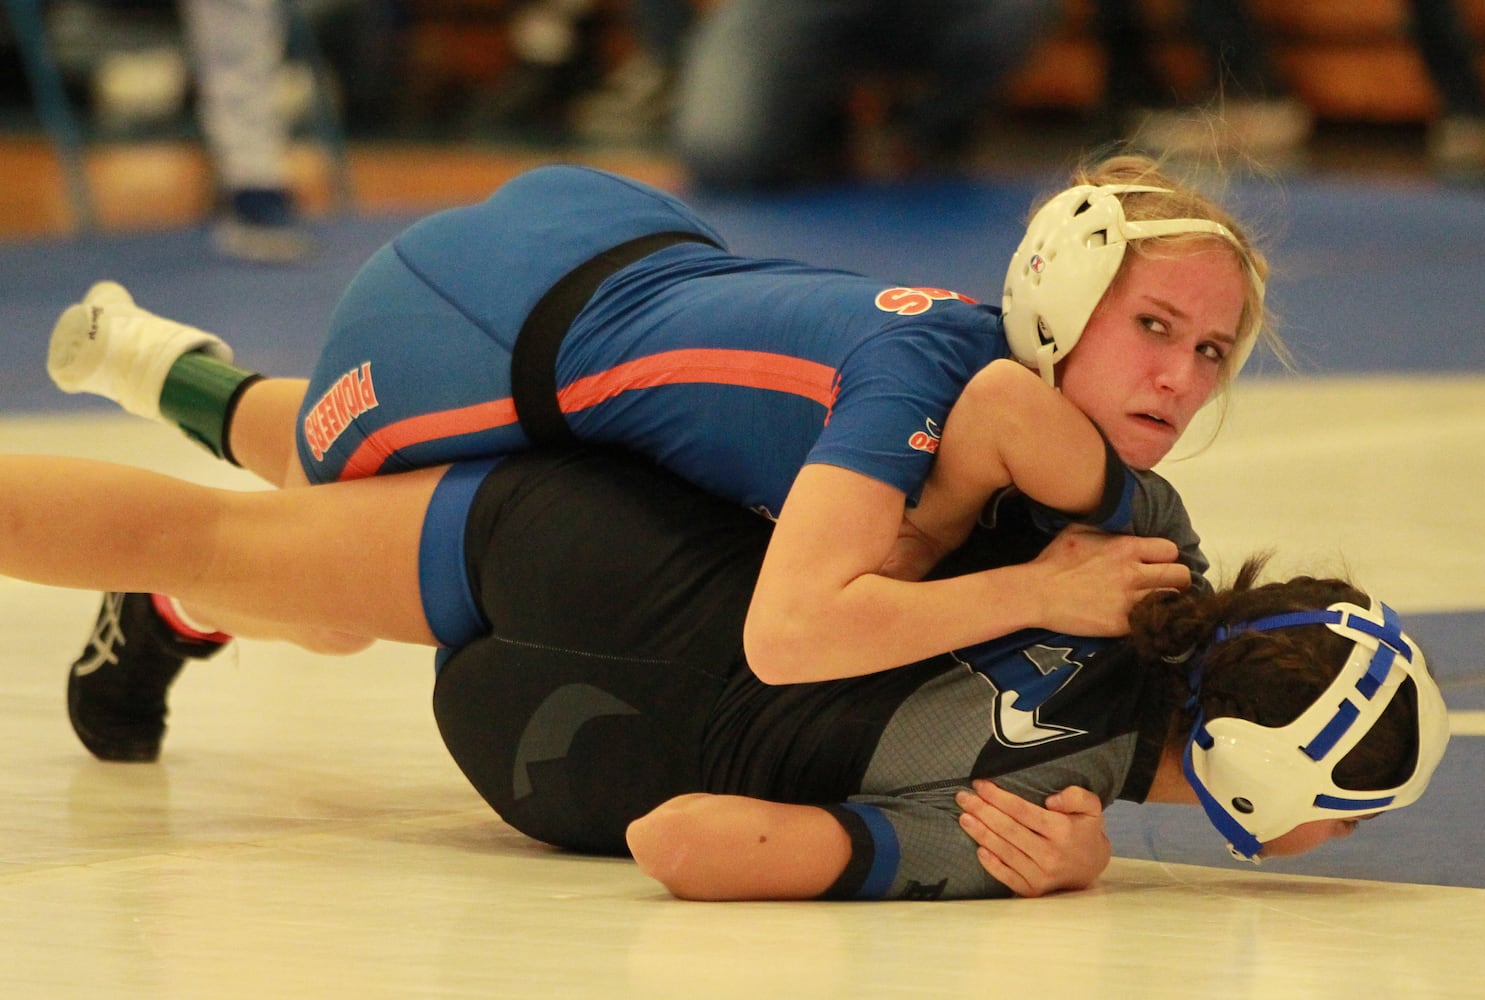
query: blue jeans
[{"left": 670, "top": 0, "right": 1061, "bottom": 189}]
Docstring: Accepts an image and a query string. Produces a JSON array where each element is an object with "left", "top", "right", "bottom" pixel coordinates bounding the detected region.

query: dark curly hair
[{"left": 1128, "top": 555, "right": 1421, "bottom": 792}]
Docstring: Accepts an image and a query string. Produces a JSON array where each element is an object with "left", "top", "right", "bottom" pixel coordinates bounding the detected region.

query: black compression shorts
[{"left": 431, "top": 449, "right": 770, "bottom": 853}]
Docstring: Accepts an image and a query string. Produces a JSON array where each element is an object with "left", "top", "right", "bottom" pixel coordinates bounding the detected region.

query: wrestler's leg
[
  {"left": 170, "top": 603, "right": 373, "bottom": 654},
  {"left": 47, "top": 281, "right": 308, "bottom": 483},
  {"left": 31, "top": 451, "right": 445, "bottom": 761},
  {"left": 224, "top": 377, "right": 313, "bottom": 487},
  {"left": 46, "top": 282, "right": 445, "bottom": 757},
  {"left": 47, "top": 287, "right": 408, "bottom": 756},
  {"left": 0, "top": 454, "right": 440, "bottom": 645},
  {"left": 170, "top": 376, "right": 376, "bottom": 639}
]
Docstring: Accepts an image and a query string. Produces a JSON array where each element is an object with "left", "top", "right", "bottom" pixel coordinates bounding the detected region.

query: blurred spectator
[
  {"left": 1408, "top": 0, "right": 1485, "bottom": 177},
  {"left": 569, "top": 0, "right": 685, "bottom": 144},
  {"left": 600, "top": 0, "right": 1062, "bottom": 190},
  {"left": 307, "top": 0, "right": 404, "bottom": 140},
  {"left": 181, "top": 0, "right": 317, "bottom": 262},
  {"left": 461, "top": 0, "right": 613, "bottom": 140},
  {"left": 1095, "top": 0, "right": 1311, "bottom": 162},
  {"left": 41, "top": 0, "right": 317, "bottom": 261}
]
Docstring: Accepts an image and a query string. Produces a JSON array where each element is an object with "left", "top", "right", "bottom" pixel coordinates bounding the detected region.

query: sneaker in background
[{"left": 213, "top": 187, "right": 318, "bottom": 264}]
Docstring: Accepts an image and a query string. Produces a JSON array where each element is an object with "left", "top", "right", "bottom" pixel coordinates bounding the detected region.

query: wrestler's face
[
  {"left": 1056, "top": 247, "right": 1246, "bottom": 470},
  {"left": 1260, "top": 815, "right": 1375, "bottom": 859}
]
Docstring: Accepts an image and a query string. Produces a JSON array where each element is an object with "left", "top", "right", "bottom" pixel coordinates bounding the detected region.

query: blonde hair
[{"left": 1063, "top": 154, "right": 1288, "bottom": 378}]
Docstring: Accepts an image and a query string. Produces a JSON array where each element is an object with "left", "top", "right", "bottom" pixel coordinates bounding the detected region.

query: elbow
[
  {"left": 741, "top": 616, "right": 808, "bottom": 685},
  {"left": 626, "top": 808, "right": 683, "bottom": 892},
  {"left": 627, "top": 798, "right": 719, "bottom": 900}
]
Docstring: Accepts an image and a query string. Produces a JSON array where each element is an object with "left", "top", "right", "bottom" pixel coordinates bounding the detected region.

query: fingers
[
  {"left": 1037, "top": 527, "right": 1195, "bottom": 635},
  {"left": 1139, "top": 560, "right": 1192, "bottom": 592},
  {"left": 957, "top": 802, "right": 1044, "bottom": 897},
  {"left": 1044, "top": 784, "right": 1105, "bottom": 818},
  {"left": 955, "top": 786, "right": 1044, "bottom": 862},
  {"left": 956, "top": 783, "right": 1062, "bottom": 897},
  {"left": 964, "top": 777, "right": 1059, "bottom": 833},
  {"left": 1129, "top": 534, "right": 1179, "bottom": 563},
  {"left": 1058, "top": 527, "right": 1180, "bottom": 566},
  {"left": 957, "top": 781, "right": 1112, "bottom": 897},
  {"left": 974, "top": 846, "right": 1039, "bottom": 898}
]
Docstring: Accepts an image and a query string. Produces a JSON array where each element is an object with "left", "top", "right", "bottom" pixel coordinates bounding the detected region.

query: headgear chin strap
[
  {"left": 1182, "top": 597, "right": 1450, "bottom": 862},
  {"left": 1001, "top": 184, "right": 1266, "bottom": 386}
]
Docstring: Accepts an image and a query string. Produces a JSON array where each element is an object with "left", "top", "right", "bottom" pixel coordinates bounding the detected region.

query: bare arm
[
  {"left": 744, "top": 463, "right": 1188, "bottom": 685},
  {"left": 890, "top": 359, "right": 1114, "bottom": 576},
  {"left": 626, "top": 794, "right": 851, "bottom": 900},
  {"left": 627, "top": 787, "right": 1113, "bottom": 901},
  {"left": 748, "top": 465, "right": 1046, "bottom": 682}
]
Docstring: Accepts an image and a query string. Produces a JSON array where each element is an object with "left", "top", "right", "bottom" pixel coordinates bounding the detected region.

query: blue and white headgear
[
  {"left": 1002, "top": 184, "right": 1266, "bottom": 386},
  {"left": 1182, "top": 597, "right": 1450, "bottom": 862}
]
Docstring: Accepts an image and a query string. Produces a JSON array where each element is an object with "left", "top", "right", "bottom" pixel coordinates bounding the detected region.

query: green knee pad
[{"left": 158, "top": 352, "right": 263, "bottom": 464}]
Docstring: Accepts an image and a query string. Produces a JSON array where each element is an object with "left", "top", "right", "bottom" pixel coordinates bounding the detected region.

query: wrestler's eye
[{"left": 1197, "top": 341, "right": 1227, "bottom": 364}]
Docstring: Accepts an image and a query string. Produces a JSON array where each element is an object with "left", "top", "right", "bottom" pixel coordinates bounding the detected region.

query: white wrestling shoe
[{"left": 48, "top": 281, "right": 234, "bottom": 421}]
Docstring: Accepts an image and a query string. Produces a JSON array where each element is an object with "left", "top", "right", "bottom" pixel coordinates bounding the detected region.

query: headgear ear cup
[
  {"left": 1183, "top": 598, "right": 1450, "bottom": 860},
  {"left": 1002, "top": 184, "right": 1266, "bottom": 385}
]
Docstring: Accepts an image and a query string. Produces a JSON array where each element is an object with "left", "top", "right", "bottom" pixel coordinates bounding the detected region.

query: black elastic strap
[
  {"left": 158, "top": 351, "right": 263, "bottom": 465},
  {"left": 510, "top": 230, "right": 720, "bottom": 447},
  {"left": 1088, "top": 427, "right": 1131, "bottom": 525},
  {"left": 817, "top": 804, "right": 876, "bottom": 900}
]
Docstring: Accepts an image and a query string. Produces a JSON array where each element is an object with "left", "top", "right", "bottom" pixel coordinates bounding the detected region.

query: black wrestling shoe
[{"left": 66, "top": 593, "right": 227, "bottom": 762}]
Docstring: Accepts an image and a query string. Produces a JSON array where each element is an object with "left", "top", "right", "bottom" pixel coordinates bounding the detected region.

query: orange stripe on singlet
[
  {"left": 555, "top": 348, "right": 839, "bottom": 412},
  {"left": 336, "top": 348, "right": 840, "bottom": 481},
  {"left": 338, "top": 397, "right": 521, "bottom": 480}
]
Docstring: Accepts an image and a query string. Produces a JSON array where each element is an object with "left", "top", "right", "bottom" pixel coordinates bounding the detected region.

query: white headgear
[
  {"left": 1182, "top": 597, "right": 1450, "bottom": 861},
  {"left": 1001, "top": 184, "right": 1266, "bottom": 385}
]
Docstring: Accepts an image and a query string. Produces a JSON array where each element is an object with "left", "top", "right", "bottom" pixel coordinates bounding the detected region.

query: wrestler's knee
[{"left": 295, "top": 628, "right": 376, "bottom": 655}]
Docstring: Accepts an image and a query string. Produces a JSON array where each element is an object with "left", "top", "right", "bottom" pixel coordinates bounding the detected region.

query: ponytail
[{"left": 1131, "top": 556, "right": 1420, "bottom": 793}]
